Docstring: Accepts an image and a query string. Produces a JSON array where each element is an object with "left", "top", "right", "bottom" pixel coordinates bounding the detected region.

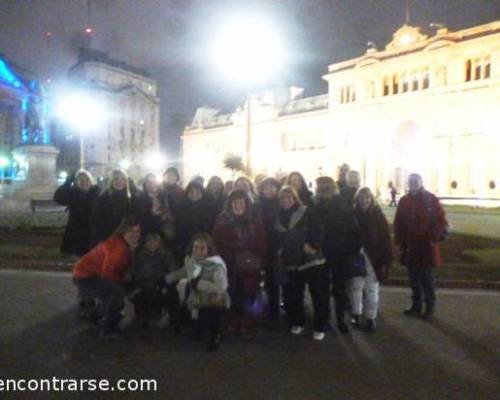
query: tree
[{"left": 223, "top": 154, "right": 244, "bottom": 178}]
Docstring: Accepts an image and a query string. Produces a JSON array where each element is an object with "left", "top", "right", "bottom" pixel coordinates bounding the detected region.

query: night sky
[{"left": 1, "top": 0, "right": 499, "bottom": 158}]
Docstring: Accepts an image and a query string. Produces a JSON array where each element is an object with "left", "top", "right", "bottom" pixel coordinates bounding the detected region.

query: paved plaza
[{"left": 0, "top": 269, "right": 499, "bottom": 399}]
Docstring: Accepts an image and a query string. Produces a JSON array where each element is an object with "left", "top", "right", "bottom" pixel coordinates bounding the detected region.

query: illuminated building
[
  {"left": 67, "top": 48, "right": 160, "bottom": 178},
  {"left": 182, "top": 20, "right": 500, "bottom": 199}
]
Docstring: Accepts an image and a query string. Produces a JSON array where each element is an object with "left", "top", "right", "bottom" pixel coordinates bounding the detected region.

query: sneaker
[
  {"left": 365, "top": 318, "right": 376, "bottom": 332},
  {"left": 290, "top": 326, "right": 304, "bottom": 335},
  {"left": 403, "top": 305, "right": 422, "bottom": 317},
  {"left": 351, "top": 315, "right": 361, "bottom": 329},
  {"left": 313, "top": 331, "right": 325, "bottom": 341}
]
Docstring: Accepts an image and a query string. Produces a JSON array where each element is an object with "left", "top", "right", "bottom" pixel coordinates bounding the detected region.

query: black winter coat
[
  {"left": 54, "top": 178, "right": 99, "bottom": 256},
  {"left": 91, "top": 189, "right": 138, "bottom": 246},
  {"left": 271, "top": 205, "right": 325, "bottom": 268},
  {"left": 206, "top": 193, "right": 226, "bottom": 228},
  {"left": 340, "top": 186, "right": 358, "bottom": 208},
  {"left": 314, "top": 195, "right": 362, "bottom": 278},
  {"left": 258, "top": 197, "right": 281, "bottom": 261},
  {"left": 175, "top": 197, "right": 215, "bottom": 256},
  {"left": 135, "top": 191, "right": 175, "bottom": 240}
]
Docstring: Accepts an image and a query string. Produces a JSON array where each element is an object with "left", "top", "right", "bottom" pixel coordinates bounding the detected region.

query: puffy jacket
[{"left": 73, "top": 235, "right": 132, "bottom": 283}]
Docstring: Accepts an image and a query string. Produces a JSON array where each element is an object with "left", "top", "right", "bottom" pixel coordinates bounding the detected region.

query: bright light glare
[
  {"left": 59, "top": 171, "right": 68, "bottom": 180},
  {"left": 55, "top": 92, "right": 106, "bottom": 131},
  {"left": 119, "top": 159, "right": 131, "bottom": 170},
  {"left": 145, "top": 152, "right": 167, "bottom": 171},
  {"left": 0, "top": 157, "right": 9, "bottom": 168},
  {"left": 212, "top": 17, "right": 285, "bottom": 83}
]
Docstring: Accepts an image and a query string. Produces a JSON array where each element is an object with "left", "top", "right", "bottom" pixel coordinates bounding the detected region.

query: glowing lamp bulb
[{"left": 85, "top": 27, "right": 93, "bottom": 35}]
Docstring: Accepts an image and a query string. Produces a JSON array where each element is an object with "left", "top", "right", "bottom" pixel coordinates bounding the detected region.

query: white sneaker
[
  {"left": 313, "top": 331, "right": 325, "bottom": 341},
  {"left": 290, "top": 326, "right": 304, "bottom": 335}
]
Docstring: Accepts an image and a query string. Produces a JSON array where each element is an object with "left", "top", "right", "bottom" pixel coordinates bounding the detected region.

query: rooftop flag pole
[{"left": 406, "top": 0, "right": 411, "bottom": 24}]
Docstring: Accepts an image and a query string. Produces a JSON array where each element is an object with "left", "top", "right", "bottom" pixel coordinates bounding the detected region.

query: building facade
[
  {"left": 65, "top": 49, "right": 160, "bottom": 179},
  {"left": 182, "top": 20, "right": 500, "bottom": 199}
]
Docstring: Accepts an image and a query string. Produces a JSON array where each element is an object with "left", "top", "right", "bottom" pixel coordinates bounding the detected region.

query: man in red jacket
[
  {"left": 394, "top": 174, "right": 448, "bottom": 319},
  {"left": 73, "top": 216, "right": 141, "bottom": 337}
]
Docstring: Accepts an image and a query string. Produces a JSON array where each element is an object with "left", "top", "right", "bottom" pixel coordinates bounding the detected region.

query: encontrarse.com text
[{"left": 0, "top": 377, "right": 157, "bottom": 392}]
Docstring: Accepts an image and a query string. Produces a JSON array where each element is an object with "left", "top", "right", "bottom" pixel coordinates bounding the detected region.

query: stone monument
[{"left": 0, "top": 82, "right": 60, "bottom": 211}]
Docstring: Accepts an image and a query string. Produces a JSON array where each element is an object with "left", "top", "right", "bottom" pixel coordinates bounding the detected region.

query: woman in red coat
[
  {"left": 212, "top": 190, "right": 267, "bottom": 332},
  {"left": 394, "top": 173, "right": 448, "bottom": 318},
  {"left": 73, "top": 216, "right": 141, "bottom": 337}
]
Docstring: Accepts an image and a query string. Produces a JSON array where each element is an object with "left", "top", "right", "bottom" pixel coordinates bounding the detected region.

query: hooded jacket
[{"left": 166, "top": 255, "right": 230, "bottom": 309}]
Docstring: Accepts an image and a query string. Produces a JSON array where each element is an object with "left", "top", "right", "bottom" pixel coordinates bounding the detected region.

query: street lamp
[
  {"left": 211, "top": 15, "right": 285, "bottom": 176},
  {"left": 144, "top": 152, "right": 167, "bottom": 173},
  {"left": 54, "top": 91, "right": 107, "bottom": 169}
]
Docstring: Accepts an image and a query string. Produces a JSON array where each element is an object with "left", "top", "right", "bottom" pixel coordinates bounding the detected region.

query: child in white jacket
[{"left": 166, "top": 233, "right": 230, "bottom": 350}]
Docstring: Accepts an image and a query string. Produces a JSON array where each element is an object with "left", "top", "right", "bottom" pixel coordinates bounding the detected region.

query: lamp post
[{"left": 212, "top": 16, "right": 285, "bottom": 177}]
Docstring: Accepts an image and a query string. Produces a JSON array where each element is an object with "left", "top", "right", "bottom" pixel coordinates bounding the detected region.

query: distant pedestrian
[
  {"left": 389, "top": 182, "right": 398, "bottom": 207},
  {"left": 349, "top": 187, "right": 392, "bottom": 332},
  {"left": 54, "top": 169, "right": 99, "bottom": 257},
  {"left": 394, "top": 173, "right": 449, "bottom": 319}
]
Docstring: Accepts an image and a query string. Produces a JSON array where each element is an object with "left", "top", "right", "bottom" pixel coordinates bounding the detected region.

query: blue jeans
[
  {"left": 74, "top": 277, "right": 125, "bottom": 332},
  {"left": 406, "top": 265, "right": 435, "bottom": 310}
]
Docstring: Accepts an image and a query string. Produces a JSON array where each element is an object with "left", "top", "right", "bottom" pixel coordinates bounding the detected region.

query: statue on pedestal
[{"left": 22, "top": 82, "right": 50, "bottom": 145}]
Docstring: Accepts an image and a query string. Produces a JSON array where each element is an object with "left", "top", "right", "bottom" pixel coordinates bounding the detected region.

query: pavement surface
[{"left": 0, "top": 269, "right": 499, "bottom": 400}]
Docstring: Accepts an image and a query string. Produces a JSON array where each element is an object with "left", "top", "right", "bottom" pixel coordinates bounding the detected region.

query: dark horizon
[{"left": 1, "top": 0, "right": 499, "bottom": 158}]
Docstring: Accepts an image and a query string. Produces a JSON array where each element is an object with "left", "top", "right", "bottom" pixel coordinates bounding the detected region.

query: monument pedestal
[{"left": 0, "top": 145, "right": 60, "bottom": 211}]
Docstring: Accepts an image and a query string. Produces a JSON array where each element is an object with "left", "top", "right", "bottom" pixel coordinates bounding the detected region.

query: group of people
[{"left": 56, "top": 163, "right": 448, "bottom": 351}]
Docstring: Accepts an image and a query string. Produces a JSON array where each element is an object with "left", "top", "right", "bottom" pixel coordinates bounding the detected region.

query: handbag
[
  {"left": 346, "top": 250, "right": 367, "bottom": 278},
  {"left": 234, "top": 250, "right": 263, "bottom": 277}
]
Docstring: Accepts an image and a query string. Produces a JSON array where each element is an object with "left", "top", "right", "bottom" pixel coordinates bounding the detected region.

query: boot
[
  {"left": 403, "top": 305, "right": 422, "bottom": 317},
  {"left": 422, "top": 305, "right": 434, "bottom": 320},
  {"left": 365, "top": 318, "right": 376, "bottom": 332}
]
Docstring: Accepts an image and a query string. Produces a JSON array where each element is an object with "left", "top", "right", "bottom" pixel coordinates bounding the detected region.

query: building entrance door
[{"left": 391, "top": 121, "right": 425, "bottom": 193}]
